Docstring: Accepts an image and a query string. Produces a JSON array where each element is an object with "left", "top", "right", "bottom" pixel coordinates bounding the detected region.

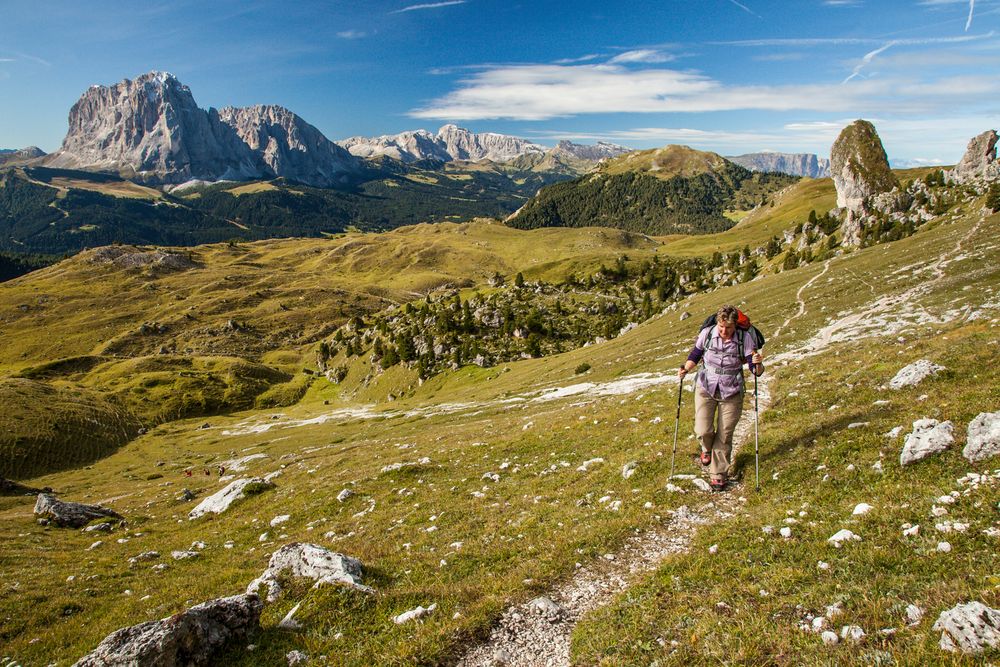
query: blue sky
[{"left": 2, "top": 0, "right": 998, "bottom": 164}]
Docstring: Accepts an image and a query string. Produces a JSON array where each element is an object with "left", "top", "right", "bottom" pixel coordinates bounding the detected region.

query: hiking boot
[
  {"left": 699, "top": 451, "right": 711, "bottom": 466},
  {"left": 710, "top": 478, "right": 727, "bottom": 492}
]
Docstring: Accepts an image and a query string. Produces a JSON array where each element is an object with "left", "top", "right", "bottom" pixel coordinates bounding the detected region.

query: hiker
[{"left": 678, "top": 304, "right": 764, "bottom": 491}]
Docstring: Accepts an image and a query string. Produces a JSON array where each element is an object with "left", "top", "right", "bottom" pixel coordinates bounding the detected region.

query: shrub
[{"left": 575, "top": 362, "right": 591, "bottom": 374}]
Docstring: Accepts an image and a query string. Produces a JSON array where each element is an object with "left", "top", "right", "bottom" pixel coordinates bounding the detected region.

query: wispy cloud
[
  {"left": 408, "top": 59, "right": 1000, "bottom": 121},
  {"left": 726, "top": 0, "right": 761, "bottom": 18},
  {"left": 391, "top": 0, "right": 465, "bottom": 13},
  {"left": 336, "top": 29, "right": 370, "bottom": 39},
  {"left": 823, "top": 0, "right": 863, "bottom": 6},
  {"left": 607, "top": 49, "right": 674, "bottom": 64},
  {"left": 715, "top": 32, "right": 993, "bottom": 47},
  {"left": 967, "top": 0, "right": 977, "bottom": 30},
  {"left": 843, "top": 41, "right": 895, "bottom": 83}
]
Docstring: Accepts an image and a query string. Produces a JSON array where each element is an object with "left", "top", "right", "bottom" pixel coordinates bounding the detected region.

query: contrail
[
  {"left": 727, "top": 0, "right": 761, "bottom": 18},
  {"left": 843, "top": 41, "right": 895, "bottom": 84},
  {"left": 966, "top": 0, "right": 976, "bottom": 31}
]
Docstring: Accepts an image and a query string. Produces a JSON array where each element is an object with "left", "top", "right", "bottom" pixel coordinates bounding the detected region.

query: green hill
[{"left": 506, "top": 145, "right": 796, "bottom": 235}]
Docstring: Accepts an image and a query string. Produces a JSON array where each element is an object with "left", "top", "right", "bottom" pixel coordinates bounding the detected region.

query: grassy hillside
[
  {"left": 507, "top": 145, "right": 796, "bottom": 235},
  {"left": 0, "top": 176, "right": 996, "bottom": 665}
]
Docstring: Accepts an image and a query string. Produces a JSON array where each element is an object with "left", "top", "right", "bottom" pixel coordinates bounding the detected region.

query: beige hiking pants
[{"left": 694, "top": 383, "right": 744, "bottom": 483}]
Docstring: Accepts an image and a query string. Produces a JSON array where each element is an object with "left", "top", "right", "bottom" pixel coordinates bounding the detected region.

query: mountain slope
[
  {"left": 727, "top": 151, "right": 831, "bottom": 178},
  {"left": 0, "top": 187, "right": 996, "bottom": 665},
  {"left": 507, "top": 145, "right": 796, "bottom": 235}
]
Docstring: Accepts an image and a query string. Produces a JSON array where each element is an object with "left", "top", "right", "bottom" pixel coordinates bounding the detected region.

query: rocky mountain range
[
  {"left": 45, "top": 72, "right": 358, "bottom": 188},
  {"left": 339, "top": 125, "right": 541, "bottom": 163},
  {"left": 726, "top": 152, "right": 830, "bottom": 178},
  {"left": 0, "top": 146, "right": 46, "bottom": 167}
]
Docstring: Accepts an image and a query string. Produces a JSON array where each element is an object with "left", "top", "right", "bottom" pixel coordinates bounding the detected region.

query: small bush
[{"left": 575, "top": 362, "right": 591, "bottom": 374}]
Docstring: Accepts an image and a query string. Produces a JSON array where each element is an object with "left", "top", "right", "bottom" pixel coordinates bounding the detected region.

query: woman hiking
[{"left": 678, "top": 305, "right": 764, "bottom": 491}]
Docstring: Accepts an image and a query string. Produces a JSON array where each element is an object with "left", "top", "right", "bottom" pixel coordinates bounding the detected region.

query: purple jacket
[{"left": 688, "top": 327, "right": 757, "bottom": 399}]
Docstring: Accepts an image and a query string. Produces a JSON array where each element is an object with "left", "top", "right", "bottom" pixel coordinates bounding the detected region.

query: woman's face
[{"left": 717, "top": 320, "right": 736, "bottom": 340}]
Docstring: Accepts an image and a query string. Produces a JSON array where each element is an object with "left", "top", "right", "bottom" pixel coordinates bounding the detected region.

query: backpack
[{"left": 698, "top": 309, "right": 766, "bottom": 350}]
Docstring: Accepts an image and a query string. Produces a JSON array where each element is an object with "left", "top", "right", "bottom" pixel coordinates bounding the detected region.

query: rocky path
[
  {"left": 457, "top": 378, "right": 771, "bottom": 667},
  {"left": 774, "top": 259, "right": 831, "bottom": 339}
]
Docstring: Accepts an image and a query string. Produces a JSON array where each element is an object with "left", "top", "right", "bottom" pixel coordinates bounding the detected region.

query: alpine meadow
[{"left": 1, "top": 2, "right": 999, "bottom": 666}]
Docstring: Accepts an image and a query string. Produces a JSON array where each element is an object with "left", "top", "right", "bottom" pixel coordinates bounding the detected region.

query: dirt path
[
  {"left": 456, "top": 377, "right": 771, "bottom": 667},
  {"left": 774, "top": 259, "right": 830, "bottom": 339}
]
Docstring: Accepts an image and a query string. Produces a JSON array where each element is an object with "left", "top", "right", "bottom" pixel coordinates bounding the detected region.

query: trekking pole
[
  {"left": 753, "top": 370, "right": 760, "bottom": 492},
  {"left": 670, "top": 372, "right": 683, "bottom": 479}
]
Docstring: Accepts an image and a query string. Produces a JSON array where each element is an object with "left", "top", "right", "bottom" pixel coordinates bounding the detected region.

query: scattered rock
[
  {"left": 270, "top": 515, "right": 290, "bottom": 527},
  {"left": 393, "top": 603, "right": 437, "bottom": 624},
  {"left": 180, "top": 489, "right": 197, "bottom": 502},
  {"left": 889, "top": 360, "right": 945, "bottom": 390},
  {"left": 527, "top": 596, "right": 563, "bottom": 622},
  {"left": 932, "top": 601, "right": 1000, "bottom": 654},
  {"left": 286, "top": 649, "right": 309, "bottom": 665},
  {"left": 172, "top": 550, "right": 200, "bottom": 560},
  {"left": 246, "top": 543, "right": 372, "bottom": 602},
  {"left": 34, "top": 494, "right": 122, "bottom": 529},
  {"left": 840, "top": 625, "right": 866, "bottom": 643},
  {"left": 74, "top": 593, "right": 262, "bottom": 666},
  {"left": 963, "top": 411, "right": 1000, "bottom": 463},
  {"left": 821, "top": 630, "right": 840, "bottom": 645},
  {"left": 692, "top": 478, "right": 712, "bottom": 493},
  {"left": 336, "top": 489, "right": 354, "bottom": 502},
  {"left": 576, "top": 458, "right": 604, "bottom": 472},
  {"left": 900, "top": 419, "right": 954, "bottom": 466},
  {"left": 852, "top": 503, "right": 873, "bottom": 516},
  {"left": 621, "top": 461, "right": 638, "bottom": 480},
  {"left": 128, "top": 551, "right": 160, "bottom": 566},
  {"left": 680, "top": 311, "right": 691, "bottom": 321},
  {"left": 906, "top": 604, "right": 924, "bottom": 626},
  {"left": 903, "top": 525, "right": 920, "bottom": 537},
  {"left": 84, "top": 522, "right": 114, "bottom": 533},
  {"left": 848, "top": 422, "right": 869, "bottom": 430},
  {"left": 278, "top": 602, "right": 302, "bottom": 630},
  {"left": 827, "top": 529, "right": 861, "bottom": 547},
  {"left": 779, "top": 527, "right": 792, "bottom": 539},
  {"left": 188, "top": 478, "right": 274, "bottom": 519}
]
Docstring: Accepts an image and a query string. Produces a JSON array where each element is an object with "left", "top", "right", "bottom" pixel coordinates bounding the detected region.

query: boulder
[
  {"left": 188, "top": 478, "right": 273, "bottom": 519},
  {"left": 946, "top": 130, "right": 1000, "bottom": 184},
  {"left": 246, "top": 543, "right": 372, "bottom": 602},
  {"left": 74, "top": 593, "right": 262, "bottom": 666},
  {"left": 829, "top": 120, "right": 899, "bottom": 245},
  {"left": 888, "top": 359, "right": 945, "bottom": 389},
  {"left": 963, "top": 411, "right": 1000, "bottom": 463},
  {"left": 527, "top": 596, "right": 564, "bottom": 622},
  {"left": 827, "top": 529, "right": 861, "bottom": 547},
  {"left": 393, "top": 603, "right": 437, "bottom": 624},
  {"left": 900, "top": 419, "right": 954, "bottom": 466},
  {"left": 34, "top": 494, "right": 122, "bottom": 529},
  {"left": 932, "top": 601, "right": 1000, "bottom": 654}
]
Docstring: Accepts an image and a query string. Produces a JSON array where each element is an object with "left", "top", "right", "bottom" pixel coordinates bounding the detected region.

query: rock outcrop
[
  {"left": 888, "top": 359, "right": 945, "bottom": 389},
  {"left": 549, "top": 140, "right": 630, "bottom": 162},
  {"left": 830, "top": 120, "right": 899, "bottom": 245},
  {"left": 726, "top": 152, "right": 831, "bottom": 178},
  {"left": 933, "top": 601, "right": 1000, "bottom": 654},
  {"left": 946, "top": 130, "right": 999, "bottom": 184},
  {"left": 188, "top": 477, "right": 274, "bottom": 520},
  {"left": 46, "top": 71, "right": 358, "bottom": 187},
  {"left": 339, "top": 124, "right": 546, "bottom": 163},
  {"left": 34, "top": 494, "right": 122, "bottom": 528},
  {"left": 74, "top": 593, "right": 262, "bottom": 666},
  {"left": 900, "top": 419, "right": 954, "bottom": 466},
  {"left": 246, "top": 542, "right": 373, "bottom": 602},
  {"left": 217, "top": 105, "right": 357, "bottom": 187},
  {"left": 963, "top": 411, "right": 1000, "bottom": 463}
]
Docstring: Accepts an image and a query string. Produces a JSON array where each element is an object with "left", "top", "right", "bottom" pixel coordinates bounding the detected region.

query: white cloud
[
  {"left": 408, "top": 61, "right": 1000, "bottom": 121},
  {"left": 391, "top": 0, "right": 465, "bottom": 13},
  {"left": 607, "top": 49, "right": 674, "bottom": 64},
  {"left": 967, "top": 0, "right": 977, "bottom": 30},
  {"left": 336, "top": 29, "right": 369, "bottom": 39},
  {"left": 553, "top": 54, "right": 603, "bottom": 64},
  {"left": 727, "top": 0, "right": 761, "bottom": 17},
  {"left": 843, "top": 42, "right": 895, "bottom": 83}
]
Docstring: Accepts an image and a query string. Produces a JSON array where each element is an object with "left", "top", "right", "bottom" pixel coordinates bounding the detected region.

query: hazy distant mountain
[
  {"left": 45, "top": 71, "right": 358, "bottom": 187},
  {"left": 726, "top": 152, "right": 830, "bottom": 178},
  {"left": 339, "top": 125, "right": 548, "bottom": 163},
  {"left": 0, "top": 146, "right": 46, "bottom": 166}
]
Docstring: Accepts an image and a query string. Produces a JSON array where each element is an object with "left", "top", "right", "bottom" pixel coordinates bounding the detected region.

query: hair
[{"left": 716, "top": 305, "right": 739, "bottom": 324}]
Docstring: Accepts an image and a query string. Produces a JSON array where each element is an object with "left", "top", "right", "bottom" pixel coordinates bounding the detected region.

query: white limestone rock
[
  {"left": 889, "top": 360, "right": 945, "bottom": 390},
  {"left": 900, "top": 419, "right": 954, "bottom": 466},
  {"left": 840, "top": 625, "right": 865, "bottom": 643},
  {"left": 621, "top": 461, "right": 638, "bottom": 480},
  {"left": 393, "top": 603, "right": 437, "bottom": 624},
  {"left": 963, "top": 411, "right": 1000, "bottom": 463},
  {"left": 933, "top": 601, "right": 1000, "bottom": 654},
  {"left": 246, "top": 543, "right": 372, "bottom": 602},
  {"left": 692, "top": 478, "right": 712, "bottom": 493},
  {"left": 188, "top": 478, "right": 274, "bottom": 519},
  {"left": 852, "top": 503, "right": 874, "bottom": 516},
  {"left": 827, "top": 529, "right": 861, "bottom": 547}
]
